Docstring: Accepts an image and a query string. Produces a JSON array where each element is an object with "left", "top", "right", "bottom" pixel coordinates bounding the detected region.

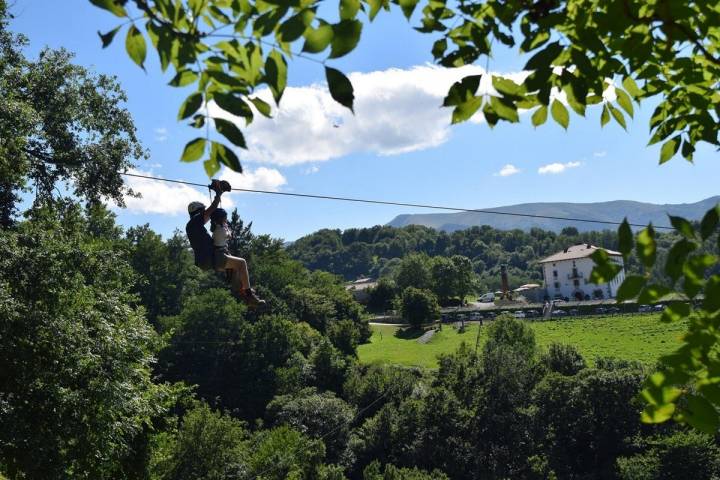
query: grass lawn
[{"left": 358, "top": 314, "right": 687, "bottom": 369}]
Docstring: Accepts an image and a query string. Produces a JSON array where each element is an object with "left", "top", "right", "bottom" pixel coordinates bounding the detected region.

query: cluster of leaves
[
  {"left": 91, "top": 0, "right": 364, "bottom": 176},
  {"left": 397, "top": 286, "right": 440, "bottom": 328},
  {"left": 591, "top": 204, "right": 720, "bottom": 433},
  {"left": 91, "top": 0, "right": 720, "bottom": 171}
]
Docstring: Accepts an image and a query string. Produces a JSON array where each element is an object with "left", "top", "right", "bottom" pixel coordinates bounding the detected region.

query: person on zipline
[{"left": 186, "top": 180, "right": 265, "bottom": 308}]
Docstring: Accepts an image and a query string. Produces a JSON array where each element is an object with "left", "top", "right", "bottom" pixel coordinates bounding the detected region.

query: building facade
[{"left": 539, "top": 244, "right": 625, "bottom": 300}]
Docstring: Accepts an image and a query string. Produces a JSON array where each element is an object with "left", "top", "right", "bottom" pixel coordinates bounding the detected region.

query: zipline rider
[{"left": 186, "top": 179, "right": 265, "bottom": 308}]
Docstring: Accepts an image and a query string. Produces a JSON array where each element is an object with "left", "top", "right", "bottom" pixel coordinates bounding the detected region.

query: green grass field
[{"left": 357, "top": 314, "right": 687, "bottom": 369}]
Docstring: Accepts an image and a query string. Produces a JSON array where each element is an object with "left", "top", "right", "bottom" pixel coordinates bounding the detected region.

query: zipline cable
[{"left": 119, "top": 171, "right": 674, "bottom": 230}]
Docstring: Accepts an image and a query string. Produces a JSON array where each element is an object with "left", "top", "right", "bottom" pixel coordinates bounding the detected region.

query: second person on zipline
[{"left": 186, "top": 180, "right": 265, "bottom": 308}]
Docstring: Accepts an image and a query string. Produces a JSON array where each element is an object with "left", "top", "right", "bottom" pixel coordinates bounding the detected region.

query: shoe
[{"left": 240, "top": 288, "right": 266, "bottom": 309}]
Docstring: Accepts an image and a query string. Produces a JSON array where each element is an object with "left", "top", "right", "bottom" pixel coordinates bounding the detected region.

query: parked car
[
  {"left": 638, "top": 304, "right": 652, "bottom": 313},
  {"left": 568, "top": 308, "right": 580, "bottom": 316},
  {"left": 607, "top": 307, "right": 621, "bottom": 314},
  {"left": 513, "top": 311, "right": 526, "bottom": 319},
  {"left": 653, "top": 304, "right": 665, "bottom": 312},
  {"left": 478, "top": 293, "right": 495, "bottom": 303},
  {"left": 552, "top": 309, "right": 568, "bottom": 317},
  {"left": 594, "top": 307, "right": 607, "bottom": 315},
  {"left": 485, "top": 311, "right": 496, "bottom": 319},
  {"left": 525, "top": 310, "right": 540, "bottom": 318},
  {"left": 469, "top": 312, "right": 481, "bottom": 320}
]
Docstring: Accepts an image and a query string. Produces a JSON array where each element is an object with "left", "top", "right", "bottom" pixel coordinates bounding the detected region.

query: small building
[
  {"left": 539, "top": 244, "right": 625, "bottom": 300},
  {"left": 345, "top": 277, "right": 377, "bottom": 303}
]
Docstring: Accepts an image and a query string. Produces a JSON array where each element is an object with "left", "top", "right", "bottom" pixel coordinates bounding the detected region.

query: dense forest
[{"left": 286, "top": 224, "right": 684, "bottom": 290}]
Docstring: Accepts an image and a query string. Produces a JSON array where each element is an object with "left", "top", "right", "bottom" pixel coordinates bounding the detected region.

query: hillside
[{"left": 387, "top": 196, "right": 720, "bottom": 232}]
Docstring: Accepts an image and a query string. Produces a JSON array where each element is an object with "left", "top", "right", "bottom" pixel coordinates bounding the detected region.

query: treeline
[{"left": 287, "top": 224, "right": 683, "bottom": 289}]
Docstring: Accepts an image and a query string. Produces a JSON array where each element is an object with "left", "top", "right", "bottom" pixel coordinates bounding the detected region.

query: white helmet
[{"left": 188, "top": 201, "right": 205, "bottom": 216}]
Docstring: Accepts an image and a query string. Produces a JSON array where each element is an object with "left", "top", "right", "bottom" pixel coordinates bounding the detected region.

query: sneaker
[{"left": 241, "top": 288, "right": 266, "bottom": 309}]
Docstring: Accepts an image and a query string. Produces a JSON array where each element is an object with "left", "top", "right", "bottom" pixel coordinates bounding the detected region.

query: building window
[
  {"left": 554, "top": 282, "right": 560, "bottom": 289},
  {"left": 574, "top": 279, "right": 580, "bottom": 287},
  {"left": 553, "top": 270, "right": 558, "bottom": 278}
]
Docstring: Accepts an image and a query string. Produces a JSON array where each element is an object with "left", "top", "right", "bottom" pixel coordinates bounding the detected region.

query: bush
[{"left": 540, "top": 343, "right": 586, "bottom": 376}]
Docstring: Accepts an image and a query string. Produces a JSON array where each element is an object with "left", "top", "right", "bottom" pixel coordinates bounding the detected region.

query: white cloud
[
  {"left": 208, "top": 65, "right": 530, "bottom": 166},
  {"left": 538, "top": 161, "right": 582, "bottom": 175},
  {"left": 219, "top": 166, "right": 287, "bottom": 192},
  {"left": 494, "top": 164, "right": 521, "bottom": 177},
  {"left": 593, "top": 150, "right": 607, "bottom": 157},
  {"left": 154, "top": 127, "right": 169, "bottom": 142},
  {"left": 303, "top": 166, "right": 320, "bottom": 175}
]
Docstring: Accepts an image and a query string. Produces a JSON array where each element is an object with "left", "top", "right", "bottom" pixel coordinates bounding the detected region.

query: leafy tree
[
  {"left": 91, "top": 0, "right": 718, "bottom": 171},
  {"left": 450, "top": 254, "right": 476, "bottom": 305},
  {"left": 430, "top": 256, "right": 457, "bottom": 304},
  {"left": 367, "top": 277, "right": 397, "bottom": 313},
  {"left": 363, "top": 461, "right": 449, "bottom": 480},
  {"left": 395, "top": 254, "right": 432, "bottom": 292},
  {"left": 540, "top": 343, "right": 587, "bottom": 376},
  {"left": 398, "top": 287, "right": 439, "bottom": 329},
  {"left": 1, "top": 4, "right": 142, "bottom": 225},
  {"left": 266, "top": 388, "right": 356, "bottom": 464},
  {"left": 616, "top": 431, "right": 720, "bottom": 480},
  {"left": 0, "top": 204, "right": 170, "bottom": 479}
]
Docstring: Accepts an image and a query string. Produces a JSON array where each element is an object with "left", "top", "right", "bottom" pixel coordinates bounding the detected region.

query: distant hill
[{"left": 387, "top": 196, "right": 720, "bottom": 232}]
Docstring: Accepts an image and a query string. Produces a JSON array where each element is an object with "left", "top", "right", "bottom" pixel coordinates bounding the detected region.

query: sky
[{"left": 9, "top": 1, "right": 719, "bottom": 241}]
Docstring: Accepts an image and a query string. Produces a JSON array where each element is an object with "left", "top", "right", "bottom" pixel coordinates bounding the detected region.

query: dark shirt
[{"left": 186, "top": 213, "right": 213, "bottom": 269}]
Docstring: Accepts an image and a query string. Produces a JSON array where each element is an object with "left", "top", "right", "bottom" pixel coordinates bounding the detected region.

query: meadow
[{"left": 357, "top": 314, "right": 687, "bottom": 369}]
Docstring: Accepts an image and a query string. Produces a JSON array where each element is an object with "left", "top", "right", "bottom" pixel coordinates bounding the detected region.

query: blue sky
[{"left": 10, "top": 1, "right": 719, "bottom": 241}]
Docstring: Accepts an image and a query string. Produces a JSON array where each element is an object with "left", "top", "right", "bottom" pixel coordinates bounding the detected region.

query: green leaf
[
  {"left": 665, "top": 239, "right": 697, "bottom": 282},
  {"left": 659, "top": 136, "right": 680, "bottom": 164},
  {"left": 636, "top": 225, "right": 656, "bottom": 269},
  {"left": 660, "top": 302, "right": 690, "bottom": 323},
  {"left": 641, "top": 403, "right": 676, "bottom": 424},
  {"left": 169, "top": 70, "right": 198, "bottom": 87},
  {"left": 550, "top": 99, "right": 569, "bottom": 129},
  {"left": 125, "top": 25, "right": 147, "bottom": 70},
  {"left": 398, "top": 0, "right": 419, "bottom": 19},
  {"left": 618, "top": 219, "right": 633, "bottom": 258},
  {"left": 683, "top": 254, "right": 717, "bottom": 299},
  {"left": 431, "top": 38, "right": 447, "bottom": 59},
  {"left": 492, "top": 76, "right": 522, "bottom": 97},
  {"left": 638, "top": 284, "right": 672, "bottom": 304},
  {"left": 339, "top": 0, "right": 361, "bottom": 20},
  {"left": 616, "top": 275, "right": 646, "bottom": 302},
  {"left": 490, "top": 96, "right": 519, "bottom": 123},
  {"left": 265, "top": 50, "right": 287, "bottom": 104},
  {"left": 702, "top": 276, "right": 720, "bottom": 312},
  {"left": 531, "top": 105, "right": 547, "bottom": 127},
  {"left": 607, "top": 103, "right": 626, "bottom": 129},
  {"left": 214, "top": 93, "right": 253, "bottom": 121},
  {"left": 443, "top": 75, "right": 481, "bottom": 106},
  {"left": 622, "top": 76, "right": 643, "bottom": 99},
  {"left": 325, "top": 66, "right": 354, "bottom": 112},
  {"left": 89, "top": 0, "right": 127, "bottom": 17},
  {"left": 452, "top": 97, "right": 483, "bottom": 124},
  {"left": 524, "top": 41, "right": 563, "bottom": 70},
  {"left": 700, "top": 206, "right": 719, "bottom": 240},
  {"left": 329, "top": 20, "right": 362, "bottom": 59},
  {"left": 367, "top": 0, "right": 385, "bottom": 20},
  {"left": 590, "top": 249, "right": 621, "bottom": 284},
  {"left": 98, "top": 26, "right": 121, "bottom": 48},
  {"left": 211, "top": 141, "right": 242, "bottom": 172},
  {"left": 669, "top": 215, "right": 695, "bottom": 239},
  {"left": 680, "top": 395, "right": 720, "bottom": 434},
  {"left": 214, "top": 118, "right": 247, "bottom": 148},
  {"left": 302, "top": 23, "right": 333, "bottom": 53},
  {"left": 615, "top": 88, "right": 634, "bottom": 117},
  {"left": 204, "top": 158, "right": 220, "bottom": 178},
  {"left": 250, "top": 97, "right": 272, "bottom": 118},
  {"left": 600, "top": 103, "right": 610, "bottom": 127},
  {"left": 181, "top": 137, "right": 206, "bottom": 162},
  {"left": 178, "top": 92, "right": 204, "bottom": 120}
]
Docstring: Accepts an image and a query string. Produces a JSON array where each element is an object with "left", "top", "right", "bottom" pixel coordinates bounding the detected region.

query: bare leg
[{"left": 224, "top": 256, "right": 250, "bottom": 294}]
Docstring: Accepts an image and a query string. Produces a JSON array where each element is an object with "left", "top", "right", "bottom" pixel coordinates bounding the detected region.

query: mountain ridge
[{"left": 386, "top": 196, "right": 720, "bottom": 233}]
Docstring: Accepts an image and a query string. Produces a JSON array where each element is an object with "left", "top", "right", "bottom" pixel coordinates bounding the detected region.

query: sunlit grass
[{"left": 357, "top": 314, "right": 687, "bottom": 369}]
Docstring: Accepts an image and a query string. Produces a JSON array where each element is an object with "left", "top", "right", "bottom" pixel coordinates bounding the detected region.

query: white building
[{"left": 539, "top": 244, "right": 625, "bottom": 300}]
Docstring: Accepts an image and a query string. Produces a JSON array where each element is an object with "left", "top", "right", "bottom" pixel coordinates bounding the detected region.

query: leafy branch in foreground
[
  {"left": 90, "top": 0, "right": 720, "bottom": 174},
  {"left": 592, "top": 204, "right": 720, "bottom": 433}
]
